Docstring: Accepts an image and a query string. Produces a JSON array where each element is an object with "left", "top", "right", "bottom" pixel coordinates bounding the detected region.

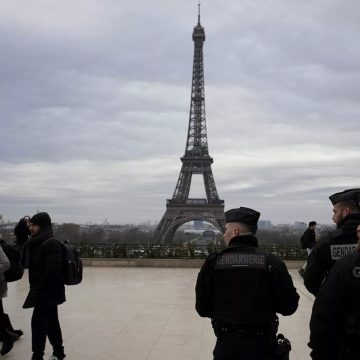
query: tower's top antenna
[
  {"left": 192, "top": 1, "right": 205, "bottom": 43},
  {"left": 198, "top": 2, "right": 201, "bottom": 25}
]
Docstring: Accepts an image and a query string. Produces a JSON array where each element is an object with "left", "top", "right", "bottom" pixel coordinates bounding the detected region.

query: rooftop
[{"left": 5, "top": 267, "right": 313, "bottom": 360}]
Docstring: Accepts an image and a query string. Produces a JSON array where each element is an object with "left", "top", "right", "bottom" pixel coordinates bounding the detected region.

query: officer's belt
[{"left": 219, "top": 324, "right": 271, "bottom": 336}]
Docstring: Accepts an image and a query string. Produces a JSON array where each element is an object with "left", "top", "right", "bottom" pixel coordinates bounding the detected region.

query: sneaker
[{"left": 48, "top": 356, "right": 65, "bottom": 360}]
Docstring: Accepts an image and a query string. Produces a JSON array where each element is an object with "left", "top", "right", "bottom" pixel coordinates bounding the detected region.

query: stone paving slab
[{"left": 3, "top": 267, "right": 314, "bottom": 359}]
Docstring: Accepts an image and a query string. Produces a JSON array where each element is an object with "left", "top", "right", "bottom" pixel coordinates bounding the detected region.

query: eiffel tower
[{"left": 154, "top": 5, "right": 225, "bottom": 243}]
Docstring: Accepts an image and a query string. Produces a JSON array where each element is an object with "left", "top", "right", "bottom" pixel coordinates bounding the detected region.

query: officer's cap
[
  {"left": 224, "top": 207, "right": 260, "bottom": 226},
  {"left": 329, "top": 188, "right": 360, "bottom": 206}
]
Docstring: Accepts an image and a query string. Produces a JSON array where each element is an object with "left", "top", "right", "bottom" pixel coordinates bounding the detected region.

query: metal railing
[{"left": 76, "top": 243, "right": 307, "bottom": 260}]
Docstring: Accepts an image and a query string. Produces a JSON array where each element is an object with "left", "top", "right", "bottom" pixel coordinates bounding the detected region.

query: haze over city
[{"left": 1, "top": 0, "right": 359, "bottom": 225}]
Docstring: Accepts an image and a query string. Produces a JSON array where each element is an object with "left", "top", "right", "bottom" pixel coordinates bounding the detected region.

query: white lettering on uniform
[
  {"left": 330, "top": 244, "right": 356, "bottom": 260},
  {"left": 216, "top": 253, "right": 266, "bottom": 268},
  {"left": 353, "top": 267, "right": 360, "bottom": 278}
]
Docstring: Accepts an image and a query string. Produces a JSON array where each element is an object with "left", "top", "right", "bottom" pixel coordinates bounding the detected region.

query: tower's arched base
[{"left": 154, "top": 200, "right": 225, "bottom": 243}]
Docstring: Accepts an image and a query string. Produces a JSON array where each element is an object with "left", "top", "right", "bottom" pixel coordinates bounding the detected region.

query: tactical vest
[{"left": 212, "top": 248, "right": 275, "bottom": 326}]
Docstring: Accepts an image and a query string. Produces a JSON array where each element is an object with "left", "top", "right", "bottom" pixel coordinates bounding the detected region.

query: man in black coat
[
  {"left": 304, "top": 188, "right": 360, "bottom": 296},
  {"left": 195, "top": 207, "right": 299, "bottom": 360},
  {"left": 300, "top": 221, "right": 317, "bottom": 253},
  {"left": 21, "top": 212, "right": 66, "bottom": 360},
  {"left": 298, "top": 221, "right": 317, "bottom": 277},
  {"left": 308, "top": 223, "right": 360, "bottom": 359}
]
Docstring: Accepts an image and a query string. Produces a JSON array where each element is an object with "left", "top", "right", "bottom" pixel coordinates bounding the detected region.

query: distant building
[
  {"left": 294, "top": 221, "right": 307, "bottom": 230},
  {"left": 258, "top": 220, "right": 272, "bottom": 230}
]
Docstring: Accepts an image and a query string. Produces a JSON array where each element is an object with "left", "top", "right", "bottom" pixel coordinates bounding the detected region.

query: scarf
[{"left": 20, "top": 227, "right": 54, "bottom": 269}]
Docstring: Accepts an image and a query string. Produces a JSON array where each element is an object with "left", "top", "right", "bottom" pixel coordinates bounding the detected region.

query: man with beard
[
  {"left": 21, "top": 212, "right": 66, "bottom": 360},
  {"left": 304, "top": 188, "right": 360, "bottom": 296}
]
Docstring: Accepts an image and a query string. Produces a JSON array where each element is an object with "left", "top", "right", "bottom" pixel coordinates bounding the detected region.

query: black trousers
[
  {"left": 0, "top": 299, "right": 6, "bottom": 336},
  {"left": 213, "top": 332, "right": 276, "bottom": 360},
  {"left": 31, "top": 305, "right": 64, "bottom": 359}
]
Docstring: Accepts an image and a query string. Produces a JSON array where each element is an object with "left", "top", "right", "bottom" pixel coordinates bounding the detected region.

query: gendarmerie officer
[
  {"left": 308, "top": 223, "right": 360, "bottom": 359},
  {"left": 304, "top": 188, "right": 360, "bottom": 296},
  {"left": 195, "top": 207, "right": 299, "bottom": 360}
]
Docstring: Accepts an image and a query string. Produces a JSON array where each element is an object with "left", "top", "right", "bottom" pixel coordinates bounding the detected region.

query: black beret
[
  {"left": 224, "top": 207, "right": 260, "bottom": 226},
  {"left": 329, "top": 188, "right": 360, "bottom": 206},
  {"left": 30, "top": 212, "right": 52, "bottom": 229}
]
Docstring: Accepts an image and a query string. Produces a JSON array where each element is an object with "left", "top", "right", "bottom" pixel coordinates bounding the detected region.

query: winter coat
[
  {"left": 300, "top": 228, "right": 316, "bottom": 250},
  {"left": 21, "top": 226, "right": 65, "bottom": 308},
  {"left": 0, "top": 246, "right": 10, "bottom": 299}
]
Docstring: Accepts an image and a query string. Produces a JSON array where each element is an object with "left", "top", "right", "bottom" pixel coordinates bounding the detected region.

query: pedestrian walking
[{"left": 298, "top": 221, "right": 317, "bottom": 277}]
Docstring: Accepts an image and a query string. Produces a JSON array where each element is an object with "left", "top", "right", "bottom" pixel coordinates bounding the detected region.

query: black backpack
[
  {"left": 61, "top": 241, "right": 83, "bottom": 286},
  {"left": 48, "top": 239, "right": 83, "bottom": 286},
  {"left": 1, "top": 244, "right": 24, "bottom": 282}
]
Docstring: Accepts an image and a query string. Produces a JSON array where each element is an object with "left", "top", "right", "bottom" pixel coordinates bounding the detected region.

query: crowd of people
[{"left": 0, "top": 187, "right": 359, "bottom": 360}]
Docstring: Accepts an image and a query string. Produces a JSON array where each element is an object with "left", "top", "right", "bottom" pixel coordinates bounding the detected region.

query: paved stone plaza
[{"left": 4, "top": 267, "right": 314, "bottom": 359}]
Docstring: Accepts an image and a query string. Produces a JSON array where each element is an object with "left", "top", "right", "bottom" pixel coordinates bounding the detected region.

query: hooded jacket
[{"left": 21, "top": 226, "right": 65, "bottom": 308}]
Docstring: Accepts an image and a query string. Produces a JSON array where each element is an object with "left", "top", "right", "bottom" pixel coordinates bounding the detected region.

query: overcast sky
[{"left": 1, "top": 0, "right": 359, "bottom": 225}]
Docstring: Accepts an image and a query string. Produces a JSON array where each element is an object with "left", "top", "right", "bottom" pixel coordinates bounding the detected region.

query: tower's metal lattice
[{"left": 154, "top": 7, "right": 225, "bottom": 243}]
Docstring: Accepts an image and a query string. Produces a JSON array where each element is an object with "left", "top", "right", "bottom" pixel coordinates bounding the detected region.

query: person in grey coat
[{"left": 0, "top": 244, "right": 19, "bottom": 356}]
